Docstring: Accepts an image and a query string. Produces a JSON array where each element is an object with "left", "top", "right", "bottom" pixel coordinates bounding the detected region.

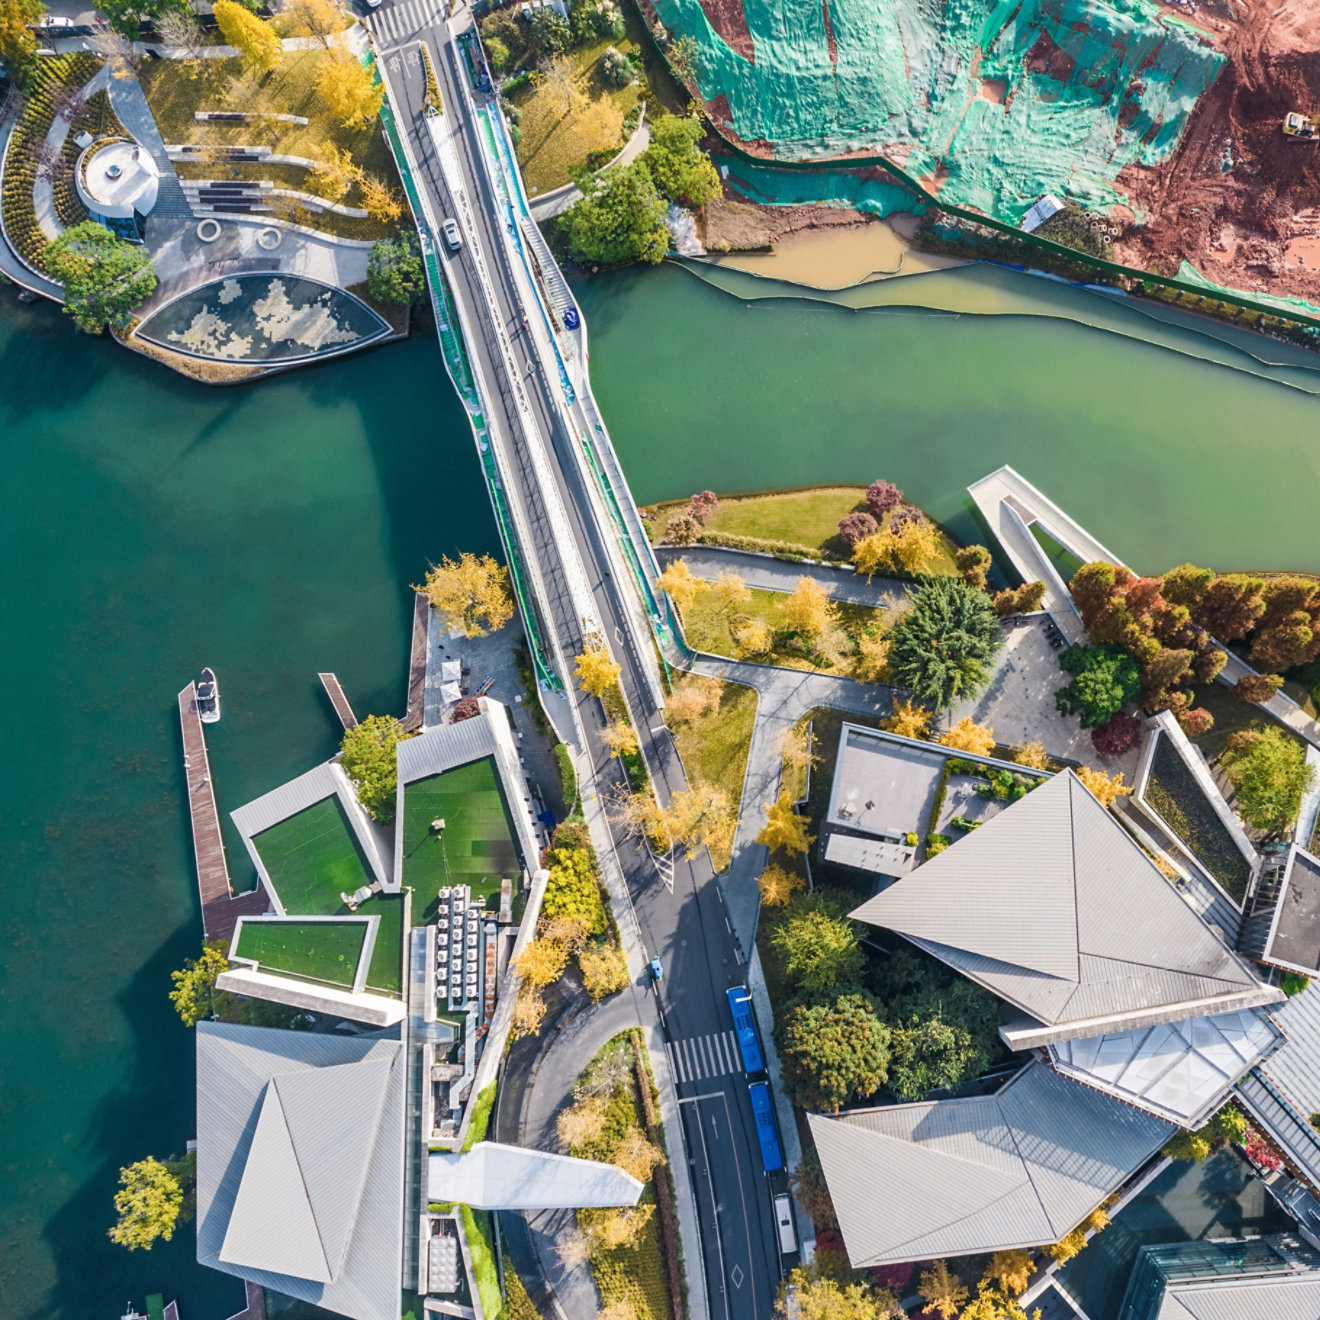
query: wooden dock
[
  {"left": 402, "top": 591, "right": 429, "bottom": 732},
  {"left": 318, "top": 672, "right": 358, "bottom": 729},
  {"left": 178, "top": 683, "right": 267, "bottom": 943}
]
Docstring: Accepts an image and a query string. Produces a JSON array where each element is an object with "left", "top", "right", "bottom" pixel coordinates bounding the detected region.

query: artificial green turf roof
[
  {"left": 251, "top": 795, "right": 403, "bottom": 996},
  {"left": 253, "top": 795, "right": 374, "bottom": 914},
  {"left": 402, "top": 756, "right": 520, "bottom": 919},
  {"left": 232, "top": 919, "right": 366, "bottom": 989}
]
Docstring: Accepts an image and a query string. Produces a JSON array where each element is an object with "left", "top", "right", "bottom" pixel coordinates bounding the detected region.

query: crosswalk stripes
[
  {"left": 369, "top": 0, "right": 432, "bottom": 45},
  {"left": 668, "top": 1030, "right": 742, "bottom": 1085}
]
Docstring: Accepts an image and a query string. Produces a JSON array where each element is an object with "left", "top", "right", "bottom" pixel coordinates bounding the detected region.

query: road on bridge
[{"left": 369, "top": 7, "right": 789, "bottom": 1318}]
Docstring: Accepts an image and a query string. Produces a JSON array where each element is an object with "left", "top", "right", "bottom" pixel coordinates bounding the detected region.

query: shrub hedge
[{"left": 2, "top": 53, "right": 103, "bottom": 274}]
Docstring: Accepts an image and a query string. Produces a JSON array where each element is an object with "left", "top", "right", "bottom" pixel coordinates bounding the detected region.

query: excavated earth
[
  {"left": 1117, "top": 0, "right": 1320, "bottom": 305},
  {"left": 688, "top": 0, "right": 1320, "bottom": 305}
]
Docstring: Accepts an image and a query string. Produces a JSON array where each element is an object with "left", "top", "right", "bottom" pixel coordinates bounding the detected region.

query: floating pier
[
  {"left": 178, "top": 682, "right": 266, "bottom": 942},
  {"left": 318, "top": 672, "right": 359, "bottom": 730},
  {"left": 403, "top": 592, "right": 429, "bottom": 732}
]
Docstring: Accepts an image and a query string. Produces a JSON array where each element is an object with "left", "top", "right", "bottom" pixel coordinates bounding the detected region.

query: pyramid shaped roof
[
  {"left": 810, "top": 1060, "right": 1172, "bottom": 1265},
  {"left": 219, "top": 1057, "right": 393, "bottom": 1282},
  {"left": 196, "top": 1023, "right": 405, "bottom": 1320},
  {"left": 850, "top": 772, "right": 1281, "bottom": 1046}
]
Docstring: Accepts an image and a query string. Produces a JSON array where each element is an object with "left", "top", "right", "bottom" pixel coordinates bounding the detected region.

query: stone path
[
  {"left": 654, "top": 542, "right": 909, "bottom": 609},
  {"left": 691, "top": 652, "right": 896, "bottom": 952},
  {"left": 106, "top": 73, "right": 193, "bottom": 218}
]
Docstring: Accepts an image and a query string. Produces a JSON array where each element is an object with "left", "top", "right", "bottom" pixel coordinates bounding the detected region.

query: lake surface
[
  {"left": 6, "top": 252, "right": 1320, "bottom": 1319},
  {"left": 0, "top": 296, "right": 493, "bottom": 1320},
  {"left": 581, "top": 262, "right": 1320, "bottom": 574}
]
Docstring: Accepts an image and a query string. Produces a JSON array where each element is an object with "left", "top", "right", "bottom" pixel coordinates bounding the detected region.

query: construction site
[{"left": 648, "top": 0, "right": 1320, "bottom": 310}]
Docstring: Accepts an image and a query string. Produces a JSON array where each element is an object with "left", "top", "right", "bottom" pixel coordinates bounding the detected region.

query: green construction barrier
[{"left": 649, "top": 0, "right": 1222, "bottom": 222}]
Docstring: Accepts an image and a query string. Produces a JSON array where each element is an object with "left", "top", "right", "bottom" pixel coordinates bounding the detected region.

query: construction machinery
[{"left": 1283, "top": 112, "right": 1319, "bottom": 139}]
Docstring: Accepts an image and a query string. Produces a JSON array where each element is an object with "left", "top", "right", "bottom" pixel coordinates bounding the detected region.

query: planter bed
[{"left": 1145, "top": 736, "right": 1252, "bottom": 903}]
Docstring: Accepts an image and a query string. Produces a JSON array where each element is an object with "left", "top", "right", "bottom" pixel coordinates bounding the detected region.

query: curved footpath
[
  {"left": 694, "top": 656, "right": 898, "bottom": 954},
  {"left": 496, "top": 979, "right": 660, "bottom": 1319},
  {"left": 654, "top": 542, "right": 910, "bottom": 609}
]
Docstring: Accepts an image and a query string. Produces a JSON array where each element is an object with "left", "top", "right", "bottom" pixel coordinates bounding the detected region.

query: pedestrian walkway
[
  {"left": 668, "top": 1030, "right": 741, "bottom": 1085},
  {"left": 654, "top": 543, "right": 907, "bottom": 609},
  {"left": 105, "top": 74, "right": 193, "bottom": 219},
  {"left": 369, "top": 0, "right": 436, "bottom": 46}
]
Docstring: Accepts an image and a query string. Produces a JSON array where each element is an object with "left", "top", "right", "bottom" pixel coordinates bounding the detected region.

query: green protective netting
[
  {"left": 653, "top": 0, "right": 1224, "bottom": 223},
  {"left": 1175, "top": 261, "right": 1320, "bottom": 321}
]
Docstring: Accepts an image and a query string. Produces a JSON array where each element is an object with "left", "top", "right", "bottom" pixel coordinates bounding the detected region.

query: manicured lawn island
[
  {"left": 252, "top": 795, "right": 376, "bottom": 911},
  {"left": 231, "top": 917, "right": 367, "bottom": 988},
  {"left": 1144, "top": 737, "right": 1253, "bottom": 904},
  {"left": 643, "top": 485, "right": 962, "bottom": 575},
  {"left": 401, "top": 756, "right": 522, "bottom": 920}
]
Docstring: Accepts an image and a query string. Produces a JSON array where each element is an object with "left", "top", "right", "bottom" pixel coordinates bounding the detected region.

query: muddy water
[{"left": 703, "top": 217, "right": 967, "bottom": 288}]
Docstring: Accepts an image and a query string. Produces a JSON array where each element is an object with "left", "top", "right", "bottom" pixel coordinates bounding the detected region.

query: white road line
[
  {"left": 682, "top": 1038, "right": 700, "bottom": 1081},
  {"left": 669, "top": 1043, "right": 686, "bottom": 1085},
  {"left": 699, "top": 1034, "right": 717, "bottom": 1078},
  {"left": 720, "top": 1030, "right": 737, "bottom": 1074}
]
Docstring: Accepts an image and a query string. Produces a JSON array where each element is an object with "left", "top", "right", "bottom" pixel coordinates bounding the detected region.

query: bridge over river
[{"left": 370, "top": 8, "right": 787, "bottom": 1317}]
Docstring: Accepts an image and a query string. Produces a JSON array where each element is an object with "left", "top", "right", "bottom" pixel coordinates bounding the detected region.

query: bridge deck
[
  {"left": 318, "top": 672, "right": 358, "bottom": 730},
  {"left": 178, "top": 683, "right": 267, "bottom": 942},
  {"left": 403, "top": 592, "right": 429, "bottom": 732}
]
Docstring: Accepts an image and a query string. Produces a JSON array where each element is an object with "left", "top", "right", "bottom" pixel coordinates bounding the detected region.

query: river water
[{"left": 4, "top": 257, "right": 1320, "bottom": 1319}]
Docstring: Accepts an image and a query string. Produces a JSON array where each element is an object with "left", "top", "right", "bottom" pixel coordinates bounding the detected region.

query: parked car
[
  {"left": 35, "top": 15, "right": 73, "bottom": 27},
  {"left": 441, "top": 218, "right": 463, "bottom": 253}
]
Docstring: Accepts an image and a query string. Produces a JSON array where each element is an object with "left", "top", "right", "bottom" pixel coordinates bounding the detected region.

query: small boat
[{"left": 196, "top": 668, "right": 221, "bottom": 724}]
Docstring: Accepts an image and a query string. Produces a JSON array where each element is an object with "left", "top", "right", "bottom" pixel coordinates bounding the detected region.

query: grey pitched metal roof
[
  {"left": 1157, "top": 1275, "right": 1320, "bottom": 1319},
  {"left": 196, "top": 1022, "right": 405, "bottom": 1320},
  {"left": 851, "top": 772, "right": 1281, "bottom": 1045},
  {"left": 810, "top": 1060, "right": 1172, "bottom": 1266}
]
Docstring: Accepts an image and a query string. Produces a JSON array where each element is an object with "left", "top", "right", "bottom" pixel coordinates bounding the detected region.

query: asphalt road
[{"left": 370, "top": 9, "right": 788, "bottom": 1316}]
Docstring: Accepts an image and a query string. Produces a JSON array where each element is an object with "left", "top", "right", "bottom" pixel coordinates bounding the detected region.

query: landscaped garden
[
  {"left": 401, "top": 756, "right": 521, "bottom": 918},
  {"left": 555, "top": 1031, "right": 677, "bottom": 1320},
  {"left": 642, "top": 485, "right": 962, "bottom": 575},
  {"left": 138, "top": 49, "right": 404, "bottom": 242},
  {"left": 231, "top": 918, "right": 366, "bottom": 988},
  {"left": 1144, "top": 736, "right": 1253, "bottom": 902},
  {"left": 667, "top": 676, "right": 756, "bottom": 870},
  {"left": 1, "top": 52, "right": 103, "bottom": 272},
  {"left": 482, "top": 0, "right": 683, "bottom": 196},
  {"left": 678, "top": 583, "right": 892, "bottom": 679}
]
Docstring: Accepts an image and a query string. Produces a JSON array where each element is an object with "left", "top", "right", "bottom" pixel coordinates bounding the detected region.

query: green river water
[{"left": 4, "top": 258, "right": 1320, "bottom": 1320}]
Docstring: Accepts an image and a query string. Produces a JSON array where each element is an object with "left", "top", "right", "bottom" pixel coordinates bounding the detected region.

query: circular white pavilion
[{"left": 75, "top": 140, "right": 160, "bottom": 242}]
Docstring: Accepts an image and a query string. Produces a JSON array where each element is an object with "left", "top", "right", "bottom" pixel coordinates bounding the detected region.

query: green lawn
[
  {"left": 671, "top": 680, "right": 756, "bottom": 871},
  {"left": 402, "top": 757, "right": 521, "bottom": 920},
  {"left": 253, "top": 796, "right": 375, "bottom": 914},
  {"left": 232, "top": 919, "right": 366, "bottom": 988},
  {"left": 137, "top": 51, "right": 402, "bottom": 240},
  {"left": 364, "top": 894, "right": 404, "bottom": 996},
  {"left": 681, "top": 585, "right": 890, "bottom": 679},
  {"left": 645, "top": 486, "right": 962, "bottom": 574}
]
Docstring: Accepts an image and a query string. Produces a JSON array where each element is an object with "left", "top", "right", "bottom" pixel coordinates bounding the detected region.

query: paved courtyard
[{"left": 948, "top": 616, "right": 1138, "bottom": 777}]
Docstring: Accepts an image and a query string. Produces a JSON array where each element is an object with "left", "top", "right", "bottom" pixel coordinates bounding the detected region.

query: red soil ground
[
  {"left": 695, "top": 0, "right": 754, "bottom": 61},
  {"left": 1117, "top": 0, "right": 1320, "bottom": 304}
]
